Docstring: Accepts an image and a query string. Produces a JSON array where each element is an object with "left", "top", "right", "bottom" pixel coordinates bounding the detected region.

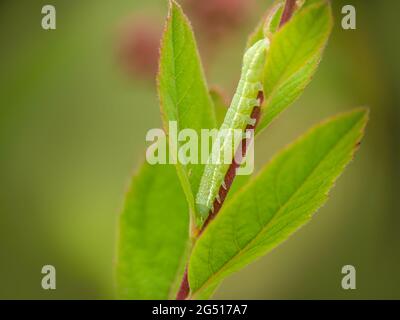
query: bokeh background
[{"left": 0, "top": 0, "right": 399, "bottom": 299}]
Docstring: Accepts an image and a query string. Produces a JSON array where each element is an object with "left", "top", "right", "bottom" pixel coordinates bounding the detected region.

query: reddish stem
[
  {"left": 176, "top": 267, "right": 189, "bottom": 300},
  {"left": 279, "top": 0, "right": 296, "bottom": 28}
]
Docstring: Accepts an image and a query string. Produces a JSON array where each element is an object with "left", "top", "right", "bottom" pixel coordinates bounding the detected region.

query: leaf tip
[
  {"left": 168, "top": 0, "right": 184, "bottom": 18},
  {"left": 350, "top": 106, "right": 370, "bottom": 124}
]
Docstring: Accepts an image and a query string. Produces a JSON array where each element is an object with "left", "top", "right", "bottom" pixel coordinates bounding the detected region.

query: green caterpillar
[{"left": 196, "top": 39, "right": 269, "bottom": 219}]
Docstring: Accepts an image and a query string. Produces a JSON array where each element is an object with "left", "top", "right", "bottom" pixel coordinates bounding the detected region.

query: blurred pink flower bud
[
  {"left": 182, "top": 0, "right": 255, "bottom": 39},
  {"left": 116, "top": 15, "right": 163, "bottom": 80}
]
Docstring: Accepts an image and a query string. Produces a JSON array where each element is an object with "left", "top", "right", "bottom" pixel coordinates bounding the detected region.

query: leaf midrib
[{"left": 190, "top": 115, "right": 361, "bottom": 298}]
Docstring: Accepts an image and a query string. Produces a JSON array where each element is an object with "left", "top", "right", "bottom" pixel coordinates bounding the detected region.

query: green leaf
[
  {"left": 157, "top": 0, "right": 217, "bottom": 220},
  {"left": 261, "top": 52, "right": 321, "bottom": 130},
  {"left": 116, "top": 163, "right": 189, "bottom": 299},
  {"left": 258, "top": 0, "right": 333, "bottom": 134},
  {"left": 209, "top": 88, "right": 228, "bottom": 127},
  {"left": 188, "top": 108, "right": 368, "bottom": 299},
  {"left": 302, "top": 0, "right": 326, "bottom": 9},
  {"left": 246, "top": 0, "right": 284, "bottom": 49}
]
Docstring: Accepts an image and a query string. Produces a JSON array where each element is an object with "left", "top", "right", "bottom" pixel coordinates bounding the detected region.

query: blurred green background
[{"left": 0, "top": 0, "right": 399, "bottom": 299}]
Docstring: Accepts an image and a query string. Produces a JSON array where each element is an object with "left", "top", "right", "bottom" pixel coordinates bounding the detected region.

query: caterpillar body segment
[{"left": 196, "top": 39, "right": 269, "bottom": 219}]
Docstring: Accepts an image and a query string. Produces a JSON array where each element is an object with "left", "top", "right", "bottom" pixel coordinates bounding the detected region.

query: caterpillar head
[{"left": 242, "top": 38, "right": 269, "bottom": 81}]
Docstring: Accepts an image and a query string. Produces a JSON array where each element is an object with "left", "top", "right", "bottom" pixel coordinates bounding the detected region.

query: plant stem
[
  {"left": 279, "top": 0, "right": 297, "bottom": 28},
  {"left": 176, "top": 267, "right": 190, "bottom": 300}
]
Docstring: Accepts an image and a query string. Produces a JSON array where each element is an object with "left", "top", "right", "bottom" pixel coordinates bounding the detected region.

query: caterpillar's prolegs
[{"left": 221, "top": 181, "right": 227, "bottom": 190}]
